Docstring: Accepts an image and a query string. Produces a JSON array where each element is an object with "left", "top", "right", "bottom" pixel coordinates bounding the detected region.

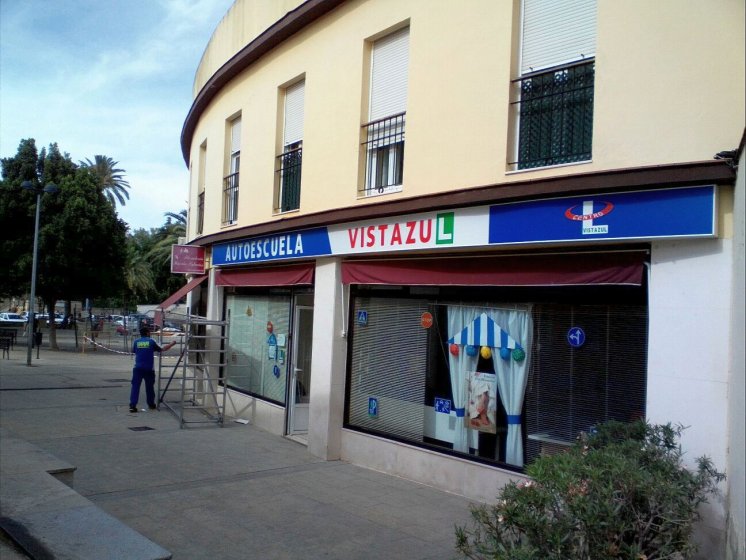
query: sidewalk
[{"left": 0, "top": 329, "right": 474, "bottom": 559}]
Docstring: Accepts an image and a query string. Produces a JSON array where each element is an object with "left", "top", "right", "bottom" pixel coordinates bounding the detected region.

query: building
[{"left": 176, "top": 1, "right": 745, "bottom": 557}]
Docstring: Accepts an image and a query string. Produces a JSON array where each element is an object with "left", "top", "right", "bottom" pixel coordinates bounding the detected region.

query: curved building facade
[{"left": 179, "top": 1, "right": 745, "bottom": 556}]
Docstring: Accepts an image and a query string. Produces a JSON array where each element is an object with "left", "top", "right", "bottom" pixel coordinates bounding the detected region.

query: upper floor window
[
  {"left": 512, "top": 0, "right": 596, "bottom": 170},
  {"left": 361, "top": 26, "right": 409, "bottom": 196},
  {"left": 275, "top": 79, "right": 305, "bottom": 213},
  {"left": 223, "top": 117, "right": 240, "bottom": 225},
  {"left": 197, "top": 141, "right": 206, "bottom": 235}
]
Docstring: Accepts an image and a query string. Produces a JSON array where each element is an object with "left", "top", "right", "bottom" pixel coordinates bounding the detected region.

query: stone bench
[{"left": 0, "top": 430, "right": 171, "bottom": 560}]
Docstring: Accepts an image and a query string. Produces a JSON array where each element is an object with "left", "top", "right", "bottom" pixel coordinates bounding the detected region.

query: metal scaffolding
[{"left": 157, "top": 315, "right": 229, "bottom": 428}]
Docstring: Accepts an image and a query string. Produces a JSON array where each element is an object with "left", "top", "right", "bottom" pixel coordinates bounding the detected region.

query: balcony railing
[
  {"left": 511, "top": 60, "right": 595, "bottom": 170},
  {"left": 361, "top": 112, "right": 405, "bottom": 195},
  {"left": 275, "top": 145, "right": 302, "bottom": 212},
  {"left": 222, "top": 172, "right": 239, "bottom": 225}
]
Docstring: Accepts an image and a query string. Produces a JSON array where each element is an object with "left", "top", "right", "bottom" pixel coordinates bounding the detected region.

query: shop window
[
  {"left": 524, "top": 304, "right": 647, "bottom": 463},
  {"left": 345, "top": 288, "right": 647, "bottom": 471},
  {"left": 224, "top": 294, "right": 290, "bottom": 405}
]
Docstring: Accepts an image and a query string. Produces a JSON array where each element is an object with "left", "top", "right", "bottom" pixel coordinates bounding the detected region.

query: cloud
[{"left": 0, "top": 0, "right": 233, "bottom": 231}]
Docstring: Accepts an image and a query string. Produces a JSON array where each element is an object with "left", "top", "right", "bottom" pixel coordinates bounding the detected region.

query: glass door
[{"left": 288, "top": 305, "right": 313, "bottom": 436}]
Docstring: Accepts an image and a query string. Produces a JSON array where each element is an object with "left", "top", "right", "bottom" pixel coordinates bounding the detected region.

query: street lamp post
[{"left": 21, "top": 180, "right": 58, "bottom": 366}]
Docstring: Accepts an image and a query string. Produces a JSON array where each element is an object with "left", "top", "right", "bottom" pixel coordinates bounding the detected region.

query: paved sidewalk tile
[{"left": 0, "top": 330, "right": 474, "bottom": 559}]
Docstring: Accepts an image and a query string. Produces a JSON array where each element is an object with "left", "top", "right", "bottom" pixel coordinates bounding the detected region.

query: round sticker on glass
[
  {"left": 567, "top": 327, "right": 585, "bottom": 348},
  {"left": 420, "top": 312, "right": 433, "bottom": 329}
]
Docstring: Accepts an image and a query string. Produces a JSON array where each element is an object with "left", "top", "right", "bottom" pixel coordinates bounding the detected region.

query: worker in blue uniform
[{"left": 130, "top": 326, "right": 177, "bottom": 413}]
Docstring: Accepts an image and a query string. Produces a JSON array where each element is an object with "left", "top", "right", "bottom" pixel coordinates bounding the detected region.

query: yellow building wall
[
  {"left": 187, "top": 0, "right": 745, "bottom": 239},
  {"left": 192, "top": 0, "right": 306, "bottom": 97}
]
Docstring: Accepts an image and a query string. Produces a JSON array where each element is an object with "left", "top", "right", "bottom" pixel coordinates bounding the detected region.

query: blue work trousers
[{"left": 130, "top": 367, "right": 156, "bottom": 408}]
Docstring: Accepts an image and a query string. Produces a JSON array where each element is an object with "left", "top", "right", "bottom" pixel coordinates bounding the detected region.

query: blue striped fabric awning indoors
[{"left": 447, "top": 313, "right": 522, "bottom": 350}]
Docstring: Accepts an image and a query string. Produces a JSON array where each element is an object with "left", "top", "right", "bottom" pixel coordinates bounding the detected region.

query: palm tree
[
  {"left": 125, "top": 248, "right": 156, "bottom": 299},
  {"left": 149, "top": 210, "right": 187, "bottom": 265},
  {"left": 163, "top": 210, "right": 187, "bottom": 236},
  {"left": 80, "top": 155, "right": 131, "bottom": 208}
]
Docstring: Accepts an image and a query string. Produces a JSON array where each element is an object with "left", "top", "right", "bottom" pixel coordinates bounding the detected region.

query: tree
[
  {"left": 0, "top": 140, "right": 128, "bottom": 349},
  {"left": 103, "top": 211, "right": 190, "bottom": 311},
  {"left": 35, "top": 168, "right": 128, "bottom": 348},
  {"left": 79, "top": 155, "right": 131, "bottom": 208},
  {"left": 0, "top": 139, "right": 43, "bottom": 299},
  {"left": 149, "top": 209, "right": 187, "bottom": 265},
  {"left": 0, "top": 140, "right": 78, "bottom": 300},
  {"left": 125, "top": 230, "right": 157, "bottom": 300}
]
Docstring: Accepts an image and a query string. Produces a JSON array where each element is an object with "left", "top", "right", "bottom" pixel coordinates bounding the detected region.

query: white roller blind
[
  {"left": 521, "top": 0, "right": 596, "bottom": 74},
  {"left": 230, "top": 118, "right": 241, "bottom": 154},
  {"left": 284, "top": 80, "right": 305, "bottom": 146},
  {"left": 369, "top": 27, "right": 409, "bottom": 121}
]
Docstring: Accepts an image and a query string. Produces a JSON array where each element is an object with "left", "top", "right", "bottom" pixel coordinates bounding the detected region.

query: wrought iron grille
[
  {"left": 197, "top": 191, "right": 204, "bottom": 234},
  {"left": 222, "top": 172, "right": 239, "bottom": 225},
  {"left": 512, "top": 60, "right": 594, "bottom": 170},
  {"left": 275, "top": 145, "right": 302, "bottom": 212},
  {"left": 361, "top": 112, "right": 405, "bottom": 195}
]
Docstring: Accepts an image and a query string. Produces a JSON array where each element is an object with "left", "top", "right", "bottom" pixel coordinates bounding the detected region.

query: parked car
[
  {"left": 0, "top": 312, "right": 26, "bottom": 326},
  {"left": 154, "top": 322, "right": 184, "bottom": 336},
  {"left": 37, "top": 313, "right": 64, "bottom": 325},
  {"left": 126, "top": 314, "right": 154, "bottom": 331}
]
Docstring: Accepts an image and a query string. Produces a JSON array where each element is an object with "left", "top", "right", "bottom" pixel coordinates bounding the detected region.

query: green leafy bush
[{"left": 455, "top": 421, "right": 724, "bottom": 560}]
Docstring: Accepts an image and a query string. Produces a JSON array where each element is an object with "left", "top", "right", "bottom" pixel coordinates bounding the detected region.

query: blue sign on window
[
  {"left": 368, "top": 397, "right": 378, "bottom": 418},
  {"left": 567, "top": 327, "right": 586, "bottom": 348},
  {"left": 434, "top": 398, "right": 451, "bottom": 414},
  {"left": 357, "top": 310, "right": 368, "bottom": 326}
]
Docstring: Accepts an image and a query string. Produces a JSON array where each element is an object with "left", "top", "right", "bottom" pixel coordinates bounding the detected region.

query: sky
[{"left": 0, "top": 0, "right": 235, "bottom": 231}]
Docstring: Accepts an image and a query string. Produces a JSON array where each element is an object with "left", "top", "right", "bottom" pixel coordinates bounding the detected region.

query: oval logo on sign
[
  {"left": 564, "top": 201, "right": 614, "bottom": 222},
  {"left": 421, "top": 312, "right": 433, "bottom": 329}
]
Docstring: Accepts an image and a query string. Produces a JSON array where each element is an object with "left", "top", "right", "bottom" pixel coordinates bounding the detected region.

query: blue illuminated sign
[
  {"left": 489, "top": 186, "right": 715, "bottom": 245},
  {"left": 212, "top": 227, "right": 331, "bottom": 265}
]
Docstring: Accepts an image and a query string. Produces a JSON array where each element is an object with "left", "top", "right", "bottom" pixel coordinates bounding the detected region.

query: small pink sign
[{"left": 171, "top": 245, "right": 205, "bottom": 274}]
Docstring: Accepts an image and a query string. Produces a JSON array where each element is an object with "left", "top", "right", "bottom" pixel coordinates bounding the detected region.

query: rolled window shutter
[
  {"left": 369, "top": 27, "right": 409, "bottom": 121},
  {"left": 521, "top": 0, "right": 596, "bottom": 74},
  {"left": 231, "top": 118, "right": 241, "bottom": 154},
  {"left": 284, "top": 80, "right": 305, "bottom": 146}
]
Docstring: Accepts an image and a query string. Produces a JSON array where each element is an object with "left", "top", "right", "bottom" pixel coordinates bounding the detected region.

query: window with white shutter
[
  {"left": 513, "top": 0, "right": 596, "bottom": 170},
  {"left": 362, "top": 27, "right": 409, "bottom": 196},
  {"left": 276, "top": 80, "right": 304, "bottom": 213},
  {"left": 223, "top": 117, "right": 240, "bottom": 224}
]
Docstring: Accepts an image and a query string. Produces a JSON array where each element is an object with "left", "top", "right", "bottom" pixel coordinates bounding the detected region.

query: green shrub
[{"left": 455, "top": 421, "right": 725, "bottom": 560}]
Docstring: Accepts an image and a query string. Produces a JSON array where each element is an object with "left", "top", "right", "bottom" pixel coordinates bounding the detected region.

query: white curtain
[
  {"left": 487, "top": 306, "right": 533, "bottom": 467},
  {"left": 447, "top": 306, "right": 480, "bottom": 452}
]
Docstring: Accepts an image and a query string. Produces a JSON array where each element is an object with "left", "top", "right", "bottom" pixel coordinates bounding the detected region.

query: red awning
[
  {"left": 158, "top": 275, "right": 208, "bottom": 310},
  {"left": 341, "top": 252, "right": 646, "bottom": 286},
  {"left": 215, "top": 263, "right": 314, "bottom": 287}
]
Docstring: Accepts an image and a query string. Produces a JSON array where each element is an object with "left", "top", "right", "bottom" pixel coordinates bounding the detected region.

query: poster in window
[{"left": 465, "top": 371, "right": 497, "bottom": 434}]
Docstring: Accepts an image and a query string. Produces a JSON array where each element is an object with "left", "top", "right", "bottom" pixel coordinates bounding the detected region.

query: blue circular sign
[{"left": 567, "top": 327, "right": 586, "bottom": 348}]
